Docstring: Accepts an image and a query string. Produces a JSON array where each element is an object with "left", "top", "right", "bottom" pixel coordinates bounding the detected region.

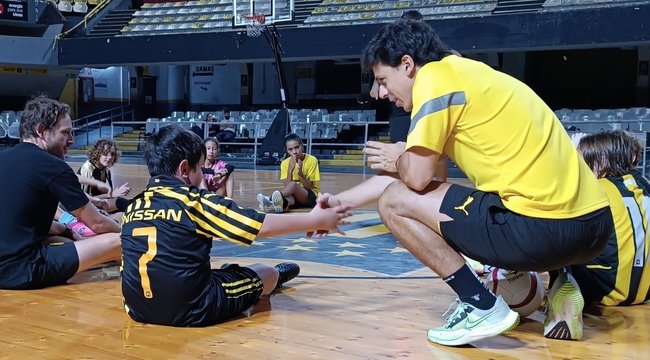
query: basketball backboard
[{"left": 233, "top": 0, "right": 294, "bottom": 27}]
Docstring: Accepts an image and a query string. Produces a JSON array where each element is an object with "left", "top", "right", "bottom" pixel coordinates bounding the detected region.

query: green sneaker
[
  {"left": 427, "top": 296, "right": 520, "bottom": 346},
  {"left": 544, "top": 272, "right": 584, "bottom": 340}
]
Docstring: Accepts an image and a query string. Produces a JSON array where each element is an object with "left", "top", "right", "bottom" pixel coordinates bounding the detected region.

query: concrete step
[
  {"left": 333, "top": 154, "right": 364, "bottom": 160},
  {"left": 116, "top": 133, "right": 142, "bottom": 139},
  {"left": 346, "top": 149, "right": 364, "bottom": 155}
]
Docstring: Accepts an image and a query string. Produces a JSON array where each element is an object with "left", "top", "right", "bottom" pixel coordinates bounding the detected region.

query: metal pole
[{"left": 263, "top": 24, "right": 290, "bottom": 134}]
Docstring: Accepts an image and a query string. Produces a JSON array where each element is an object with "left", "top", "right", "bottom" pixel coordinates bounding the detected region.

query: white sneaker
[
  {"left": 271, "top": 190, "right": 284, "bottom": 213},
  {"left": 544, "top": 271, "right": 584, "bottom": 340},
  {"left": 256, "top": 193, "right": 274, "bottom": 212},
  {"left": 427, "top": 296, "right": 520, "bottom": 346}
]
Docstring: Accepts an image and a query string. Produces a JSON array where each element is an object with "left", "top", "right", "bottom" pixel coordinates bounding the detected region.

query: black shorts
[
  {"left": 290, "top": 190, "right": 317, "bottom": 209},
  {"left": 29, "top": 242, "right": 79, "bottom": 289},
  {"left": 123, "top": 264, "right": 264, "bottom": 327},
  {"left": 569, "top": 264, "right": 614, "bottom": 304},
  {"left": 439, "top": 184, "right": 613, "bottom": 272},
  {"left": 211, "top": 264, "right": 264, "bottom": 324}
]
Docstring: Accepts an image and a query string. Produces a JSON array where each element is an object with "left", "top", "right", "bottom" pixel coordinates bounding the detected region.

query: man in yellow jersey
[{"left": 317, "top": 20, "right": 612, "bottom": 346}]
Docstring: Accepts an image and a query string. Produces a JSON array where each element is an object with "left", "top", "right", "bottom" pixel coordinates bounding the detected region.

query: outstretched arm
[
  {"left": 71, "top": 202, "right": 121, "bottom": 234},
  {"left": 257, "top": 203, "right": 350, "bottom": 238},
  {"left": 76, "top": 175, "right": 111, "bottom": 194},
  {"left": 332, "top": 173, "right": 400, "bottom": 209}
]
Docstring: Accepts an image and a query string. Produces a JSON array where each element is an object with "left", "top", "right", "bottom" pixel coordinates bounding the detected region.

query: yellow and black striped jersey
[
  {"left": 120, "top": 175, "right": 265, "bottom": 325},
  {"left": 589, "top": 171, "right": 650, "bottom": 306}
]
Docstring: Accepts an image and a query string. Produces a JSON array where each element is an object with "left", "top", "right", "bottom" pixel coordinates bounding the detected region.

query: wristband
[{"left": 59, "top": 211, "right": 76, "bottom": 226}]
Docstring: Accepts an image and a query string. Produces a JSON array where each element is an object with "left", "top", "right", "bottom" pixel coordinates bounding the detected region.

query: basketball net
[{"left": 241, "top": 13, "right": 265, "bottom": 37}]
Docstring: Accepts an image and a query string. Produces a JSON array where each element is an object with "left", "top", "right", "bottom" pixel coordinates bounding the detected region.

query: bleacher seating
[
  {"left": 118, "top": 0, "right": 500, "bottom": 36},
  {"left": 120, "top": 0, "right": 237, "bottom": 36},
  {"left": 556, "top": 107, "right": 650, "bottom": 133},
  {"left": 543, "top": 0, "right": 645, "bottom": 11},
  {"left": 303, "top": 0, "right": 496, "bottom": 27},
  {"left": 143, "top": 107, "right": 376, "bottom": 142},
  {"left": 55, "top": 0, "right": 99, "bottom": 14}
]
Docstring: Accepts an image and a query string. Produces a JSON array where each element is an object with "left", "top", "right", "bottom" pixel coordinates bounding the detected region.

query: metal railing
[
  {"left": 74, "top": 105, "right": 135, "bottom": 147},
  {"left": 111, "top": 119, "right": 390, "bottom": 171}
]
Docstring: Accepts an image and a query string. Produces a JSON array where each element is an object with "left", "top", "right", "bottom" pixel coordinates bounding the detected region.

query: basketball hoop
[{"left": 241, "top": 13, "right": 266, "bottom": 37}]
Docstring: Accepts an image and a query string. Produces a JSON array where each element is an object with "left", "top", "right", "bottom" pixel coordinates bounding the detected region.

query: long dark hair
[{"left": 578, "top": 130, "right": 641, "bottom": 178}]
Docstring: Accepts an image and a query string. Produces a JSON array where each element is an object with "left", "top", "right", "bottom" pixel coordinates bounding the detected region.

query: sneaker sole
[
  {"left": 544, "top": 278, "right": 584, "bottom": 340},
  {"left": 256, "top": 194, "right": 266, "bottom": 211},
  {"left": 271, "top": 191, "right": 284, "bottom": 210},
  {"left": 427, "top": 310, "right": 520, "bottom": 347}
]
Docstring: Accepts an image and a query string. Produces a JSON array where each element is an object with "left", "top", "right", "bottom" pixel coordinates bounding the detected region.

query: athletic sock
[
  {"left": 548, "top": 267, "right": 569, "bottom": 288},
  {"left": 444, "top": 263, "right": 497, "bottom": 310},
  {"left": 282, "top": 196, "right": 288, "bottom": 209}
]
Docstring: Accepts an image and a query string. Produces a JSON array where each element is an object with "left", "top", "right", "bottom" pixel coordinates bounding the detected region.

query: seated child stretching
[
  {"left": 569, "top": 130, "right": 650, "bottom": 307},
  {"left": 469, "top": 130, "right": 650, "bottom": 341},
  {"left": 202, "top": 137, "right": 235, "bottom": 197},
  {"left": 543, "top": 130, "right": 650, "bottom": 340},
  {"left": 257, "top": 133, "right": 320, "bottom": 213},
  {"left": 120, "top": 124, "right": 350, "bottom": 327}
]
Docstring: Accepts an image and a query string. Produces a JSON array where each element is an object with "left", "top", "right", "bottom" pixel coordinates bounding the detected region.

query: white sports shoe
[
  {"left": 271, "top": 190, "right": 284, "bottom": 213},
  {"left": 256, "top": 193, "right": 274, "bottom": 212},
  {"left": 427, "top": 296, "right": 520, "bottom": 346}
]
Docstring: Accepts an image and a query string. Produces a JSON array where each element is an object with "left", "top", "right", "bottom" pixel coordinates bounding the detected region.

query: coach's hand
[{"left": 364, "top": 141, "right": 406, "bottom": 173}]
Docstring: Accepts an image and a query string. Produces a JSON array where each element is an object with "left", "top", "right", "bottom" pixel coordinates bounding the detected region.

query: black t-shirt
[{"left": 0, "top": 142, "right": 89, "bottom": 286}]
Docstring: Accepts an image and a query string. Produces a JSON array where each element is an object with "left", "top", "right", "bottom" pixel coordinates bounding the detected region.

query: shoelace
[{"left": 441, "top": 299, "right": 469, "bottom": 328}]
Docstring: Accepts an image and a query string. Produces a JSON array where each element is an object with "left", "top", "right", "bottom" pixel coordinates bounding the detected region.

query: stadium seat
[
  {"left": 57, "top": 0, "right": 73, "bottom": 13},
  {"left": 7, "top": 120, "right": 20, "bottom": 139},
  {"left": 73, "top": 1, "right": 88, "bottom": 13}
]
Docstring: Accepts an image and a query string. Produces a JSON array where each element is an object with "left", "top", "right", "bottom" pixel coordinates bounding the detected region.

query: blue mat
[{"left": 210, "top": 211, "right": 427, "bottom": 277}]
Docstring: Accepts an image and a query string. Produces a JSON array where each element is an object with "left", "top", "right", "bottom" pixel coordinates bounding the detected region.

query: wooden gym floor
[{"left": 1, "top": 163, "right": 648, "bottom": 359}]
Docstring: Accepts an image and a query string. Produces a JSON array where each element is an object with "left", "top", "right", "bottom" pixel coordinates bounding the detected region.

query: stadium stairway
[
  {"left": 67, "top": 128, "right": 143, "bottom": 156},
  {"left": 318, "top": 133, "right": 390, "bottom": 167},
  {"left": 113, "top": 129, "right": 144, "bottom": 153},
  {"left": 492, "top": 0, "right": 545, "bottom": 14},
  {"left": 88, "top": 9, "right": 136, "bottom": 37},
  {"left": 292, "top": 0, "right": 322, "bottom": 24}
]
